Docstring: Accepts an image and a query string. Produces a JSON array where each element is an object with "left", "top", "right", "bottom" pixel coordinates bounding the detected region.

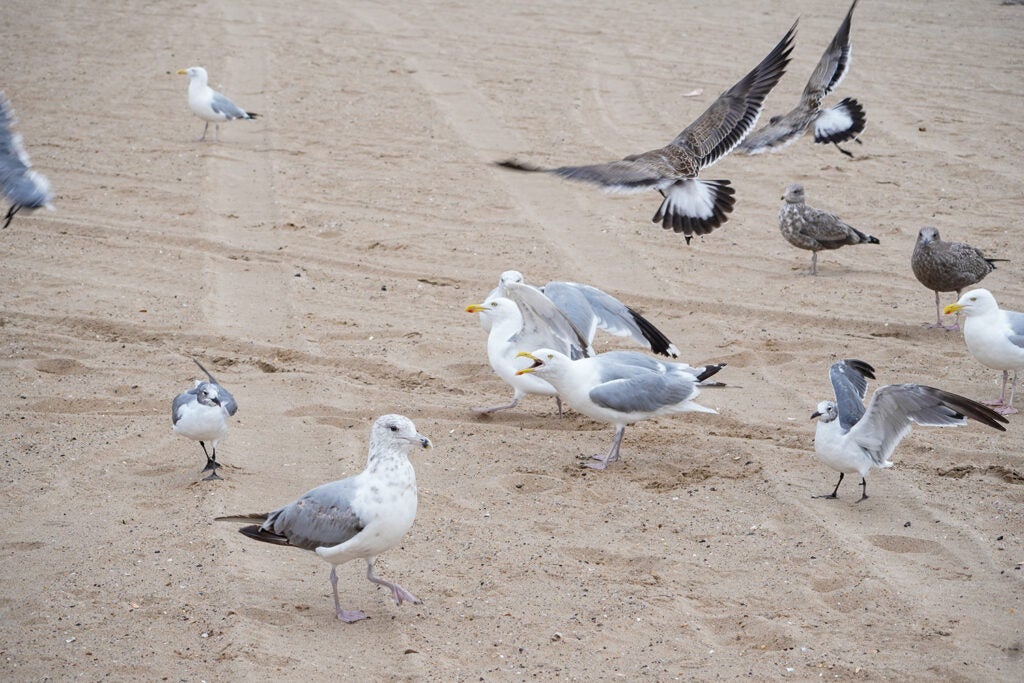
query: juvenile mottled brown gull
[
  {"left": 216, "top": 415, "right": 431, "bottom": 622},
  {"left": 811, "top": 359, "right": 1007, "bottom": 502},
  {"left": 482, "top": 270, "right": 679, "bottom": 358},
  {"left": 738, "top": 0, "right": 865, "bottom": 157},
  {"left": 944, "top": 289, "right": 1024, "bottom": 414},
  {"left": 911, "top": 227, "right": 1005, "bottom": 330},
  {"left": 177, "top": 67, "right": 259, "bottom": 141},
  {"left": 171, "top": 359, "right": 238, "bottom": 480},
  {"left": 495, "top": 23, "right": 796, "bottom": 243},
  {"left": 0, "top": 92, "right": 54, "bottom": 229},
  {"left": 466, "top": 282, "right": 592, "bottom": 415},
  {"left": 778, "top": 183, "right": 878, "bottom": 274},
  {"left": 516, "top": 349, "right": 724, "bottom": 469}
]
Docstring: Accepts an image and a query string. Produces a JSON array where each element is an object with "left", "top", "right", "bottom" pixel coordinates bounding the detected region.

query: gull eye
[
  {"left": 546, "top": 354, "right": 554, "bottom": 360},
  {"left": 389, "top": 424, "right": 398, "bottom": 432}
]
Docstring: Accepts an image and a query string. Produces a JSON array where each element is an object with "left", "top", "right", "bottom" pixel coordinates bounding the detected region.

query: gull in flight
[
  {"left": 0, "top": 92, "right": 54, "bottom": 229},
  {"left": 517, "top": 348, "right": 724, "bottom": 469},
  {"left": 944, "top": 289, "right": 1024, "bottom": 414},
  {"left": 177, "top": 66, "right": 259, "bottom": 141},
  {"left": 482, "top": 270, "right": 679, "bottom": 357},
  {"left": 172, "top": 359, "right": 238, "bottom": 480},
  {"left": 495, "top": 22, "right": 796, "bottom": 243},
  {"left": 811, "top": 359, "right": 1007, "bottom": 501},
  {"left": 217, "top": 415, "right": 431, "bottom": 622},
  {"left": 911, "top": 227, "right": 1004, "bottom": 330},
  {"left": 738, "top": 0, "right": 865, "bottom": 157}
]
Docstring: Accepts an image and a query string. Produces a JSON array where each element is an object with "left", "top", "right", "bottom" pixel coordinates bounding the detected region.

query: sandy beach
[{"left": 2, "top": 0, "right": 1023, "bottom": 679}]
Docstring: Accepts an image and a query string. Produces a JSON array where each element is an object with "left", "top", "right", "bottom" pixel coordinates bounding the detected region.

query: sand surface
[{"left": 2, "top": 0, "right": 1023, "bottom": 680}]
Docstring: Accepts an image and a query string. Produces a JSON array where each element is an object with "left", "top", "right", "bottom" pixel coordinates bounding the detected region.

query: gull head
[
  {"left": 465, "top": 297, "right": 518, "bottom": 321},
  {"left": 810, "top": 400, "right": 838, "bottom": 423},
  {"left": 498, "top": 270, "right": 525, "bottom": 291},
  {"left": 372, "top": 414, "right": 432, "bottom": 452},
  {"left": 515, "top": 349, "right": 569, "bottom": 377},
  {"left": 781, "top": 183, "right": 805, "bottom": 203},
  {"left": 195, "top": 383, "right": 222, "bottom": 408},
  {"left": 943, "top": 288, "right": 997, "bottom": 317},
  {"left": 916, "top": 226, "right": 940, "bottom": 245},
  {"left": 177, "top": 66, "right": 208, "bottom": 84}
]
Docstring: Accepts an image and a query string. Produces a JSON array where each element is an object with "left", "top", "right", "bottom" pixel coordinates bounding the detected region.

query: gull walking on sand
[
  {"left": 517, "top": 349, "right": 724, "bottom": 469},
  {"left": 811, "top": 359, "right": 1007, "bottom": 501},
  {"left": 217, "top": 415, "right": 431, "bottom": 623},
  {"left": 911, "top": 227, "right": 1004, "bottom": 330},
  {"left": 482, "top": 270, "right": 679, "bottom": 357},
  {"left": 944, "top": 289, "right": 1024, "bottom": 414},
  {"left": 177, "top": 67, "right": 259, "bottom": 141},
  {"left": 778, "top": 183, "right": 878, "bottom": 274},
  {"left": 495, "top": 23, "right": 796, "bottom": 243},
  {"left": 172, "top": 359, "right": 238, "bottom": 480},
  {"left": 0, "top": 92, "right": 54, "bottom": 229},
  {"left": 738, "top": 0, "right": 865, "bottom": 157},
  {"left": 467, "top": 282, "right": 591, "bottom": 415}
]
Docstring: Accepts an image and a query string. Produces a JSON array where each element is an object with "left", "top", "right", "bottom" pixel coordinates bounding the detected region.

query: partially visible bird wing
[
  {"left": 802, "top": 0, "right": 857, "bottom": 103},
  {"left": 849, "top": 383, "right": 1007, "bottom": 465},
  {"left": 670, "top": 21, "right": 797, "bottom": 170},
  {"left": 505, "top": 282, "right": 592, "bottom": 359},
  {"left": 829, "top": 359, "right": 875, "bottom": 431},
  {"left": 257, "top": 478, "right": 366, "bottom": 551}
]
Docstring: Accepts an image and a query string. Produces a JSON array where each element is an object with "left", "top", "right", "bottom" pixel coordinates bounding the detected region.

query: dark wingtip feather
[
  {"left": 495, "top": 159, "right": 546, "bottom": 173},
  {"left": 925, "top": 386, "right": 1010, "bottom": 431},
  {"left": 695, "top": 362, "right": 727, "bottom": 383},
  {"left": 845, "top": 359, "right": 876, "bottom": 379},
  {"left": 237, "top": 524, "right": 295, "bottom": 546},
  {"left": 626, "top": 307, "right": 676, "bottom": 357}
]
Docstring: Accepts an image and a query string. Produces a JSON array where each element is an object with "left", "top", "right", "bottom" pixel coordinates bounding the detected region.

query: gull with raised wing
[
  {"left": 217, "top": 414, "right": 431, "bottom": 623},
  {"left": 0, "top": 92, "right": 54, "bottom": 229},
  {"left": 944, "top": 289, "right": 1024, "bottom": 414},
  {"left": 912, "top": 227, "right": 1005, "bottom": 330},
  {"left": 171, "top": 359, "right": 238, "bottom": 480},
  {"left": 495, "top": 22, "right": 796, "bottom": 243},
  {"left": 738, "top": 0, "right": 865, "bottom": 157},
  {"left": 811, "top": 359, "right": 1007, "bottom": 501},
  {"left": 482, "top": 270, "right": 679, "bottom": 358},
  {"left": 177, "top": 67, "right": 259, "bottom": 141},
  {"left": 517, "top": 349, "right": 724, "bottom": 469},
  {"left": 466, "top": 282, "right": 592, "bottom": 415}
]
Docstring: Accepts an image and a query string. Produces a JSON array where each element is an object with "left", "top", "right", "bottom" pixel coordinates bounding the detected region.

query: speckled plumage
[
  {"left": 738, "top": 0, "right": 865, "bottom": 157},
  {"left": 911, "top": 226, "right": 1003, "bottom": 329},
  {"left": 495, "top": 22, "right": 796, "bottom": 243},
  {"left": 778, "top": 183, "right": 878, "bottom": 274}
]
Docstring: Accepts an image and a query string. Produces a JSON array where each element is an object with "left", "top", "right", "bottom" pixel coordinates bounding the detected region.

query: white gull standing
[
  {"left": 466, "top": 282, "right": 592, "bottom": 415},
  {"left": 810, "top": 359, "right": 1007, "bottom": 501},
  {"left": 0, "top": 92, "right": 54, "bottom": 229},
  {"left": 177, "top": 66, "right": 259, "bottom": 141},
  {"left": 171, "top": 359, "right": 238, "bottom": 480},
  {"left": 217, "top": 414, "right": 431, "bottom": 623},
  {"left": 944, "top": 289, "right": 1024, "bottom": 414},
  {"left": 516, "top": 348, "right": 724, "bottom": 469},
  {"left": 481, "top": 270, "right": 680, "bottom": 357}
]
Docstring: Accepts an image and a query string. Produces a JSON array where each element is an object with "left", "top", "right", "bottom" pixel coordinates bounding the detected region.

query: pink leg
[
  {"left": 586, "top": 426, "right": 625, "bottom": 470},
  {"left": 366, "top": 560, "right": 421, "bottom": 606},
  {"left": 329, "top": 566, "right": 368, "bottom": 623}
]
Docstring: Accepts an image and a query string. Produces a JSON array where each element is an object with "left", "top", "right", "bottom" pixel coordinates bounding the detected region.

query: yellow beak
[
  {"left": 177, "top": 68, "right": 187, "bottom": 75},
  {"left": 943, "top": 303, "right": 964, "bottom": 315},
  {"left": 465, "top": 303, "right": 486, "bottom": 313},
  {"left": 514, "top": 351, "right": 540, "bottom": 376}
]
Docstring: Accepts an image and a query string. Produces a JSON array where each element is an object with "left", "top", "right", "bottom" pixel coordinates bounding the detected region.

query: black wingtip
[
  {"left": 246, "top": 112, "right": 260, "bottom": 119},
  {"left": 845, "top": 359, "right": 876, "bottom": 379},
  {"left": 926, "top": 387, "right": 1010, "bottom": 431},
  {"left": 494, "top": 159, "right": 546, "bottom": 173},
  {"left": 626, "top": 306, "right": 676, "bottom": 357},
  {"left": 696, "top": 363, "right": 727, "bottom": 383}
]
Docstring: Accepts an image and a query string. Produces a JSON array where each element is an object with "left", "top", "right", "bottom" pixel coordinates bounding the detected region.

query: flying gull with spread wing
[
  {"left": 737, "top": 0, "right": 865, "bottom": 157},
  {"left": 495, "top": 22, "right": 797, "bottom": 243}
]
